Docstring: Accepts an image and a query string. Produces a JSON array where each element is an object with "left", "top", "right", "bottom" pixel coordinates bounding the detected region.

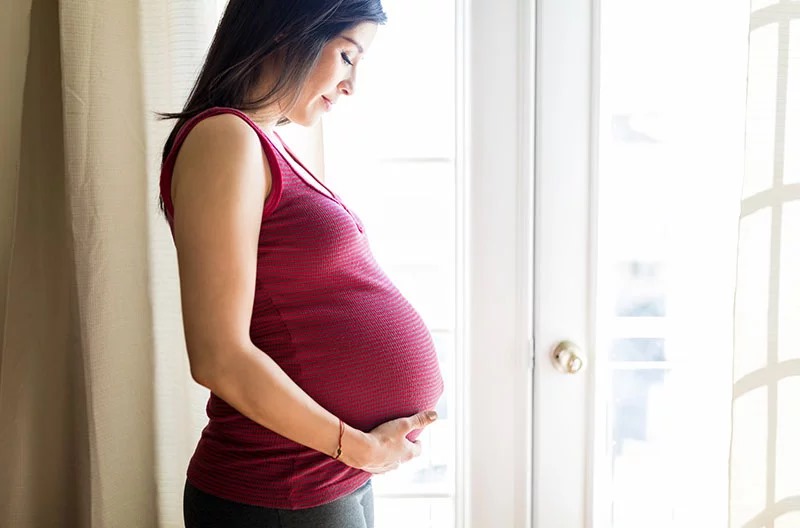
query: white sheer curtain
[{"left": 730, "top": 1, "right": 800, "bottom": 527}]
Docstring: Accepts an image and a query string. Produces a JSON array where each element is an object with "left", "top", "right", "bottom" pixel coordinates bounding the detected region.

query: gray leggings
[{"left": 183, "top": 479, "right": 374, "bottom": 528}]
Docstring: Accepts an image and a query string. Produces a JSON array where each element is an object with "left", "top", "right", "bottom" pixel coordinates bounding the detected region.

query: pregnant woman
[{"left": 158, "top": 1, "right": 444, "bottom": 527}]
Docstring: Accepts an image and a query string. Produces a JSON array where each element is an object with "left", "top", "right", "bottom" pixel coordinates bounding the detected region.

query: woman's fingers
[
  {"left": 363, "top": 440, "right": 422, "bottom": 474},
  {"left": 359, "top": 411, "right": 437, "bottom": 474},
  {"left": 402, "top": 410, "right": 437, "bottom": 434}
]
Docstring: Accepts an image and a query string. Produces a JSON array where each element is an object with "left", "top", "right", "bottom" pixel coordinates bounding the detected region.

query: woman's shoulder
[
  {"left": 183, "top": 110, "right": 263, "bottom": 154},
  {"left": 171, "top": 109, "right": 272, "bottom": 206},
  {"left": 176, "top": 111, "right": 265, "bottom": 171}
]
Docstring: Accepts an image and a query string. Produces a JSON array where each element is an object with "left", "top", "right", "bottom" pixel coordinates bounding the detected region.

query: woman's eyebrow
[{"left": 340, "top": 36, "right": 364, "bottom": 54}]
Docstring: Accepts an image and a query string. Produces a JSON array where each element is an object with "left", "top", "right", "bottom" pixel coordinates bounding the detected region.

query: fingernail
[{"left": 426, "top": 411, "right": 438, "bottom": 421}]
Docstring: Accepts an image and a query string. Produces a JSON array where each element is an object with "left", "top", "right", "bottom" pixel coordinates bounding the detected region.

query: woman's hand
[{"left": 340, "top": 411, "right": 438, "bottom": 474}]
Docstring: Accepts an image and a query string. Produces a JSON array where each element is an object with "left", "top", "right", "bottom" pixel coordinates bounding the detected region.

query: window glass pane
[
  {"left": 614, "top": 261, "right": 667, "bottom": 317},
  {"left": 610, "top": 338, "right": 666, "bottom": 362},
  {"left": 596, "top": 0, "right": 747, "bottom": 526}
]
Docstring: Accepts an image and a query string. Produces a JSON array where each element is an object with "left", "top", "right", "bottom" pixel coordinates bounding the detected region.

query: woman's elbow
[{"left": 186, "top": 342, "right": 242, "bottom": 389}]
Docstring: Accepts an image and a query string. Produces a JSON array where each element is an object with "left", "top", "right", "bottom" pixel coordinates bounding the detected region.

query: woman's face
[{"left": 284, "top": 22, "right": 378, "bottom": 126}]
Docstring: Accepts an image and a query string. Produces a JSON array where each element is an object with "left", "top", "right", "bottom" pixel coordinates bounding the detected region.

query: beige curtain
[
  {"left": 0, "top": 0, "right": 213, "bottom": 526},
  {"left": 730, "top": 1, "right": 800, "bottom": 527},
  {"left": 0, "top": 1, "right": 87, "bottom": 526},
  {"left": 0, "top": 1, "right": 327, "bottom": 526}
]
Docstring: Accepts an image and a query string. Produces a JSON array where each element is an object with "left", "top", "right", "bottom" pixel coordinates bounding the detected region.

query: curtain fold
[
  {"left": 0, "top": 0, "right": 32, "bottom": 353},
  {"left": 729, "top": 2, "right": 800, "bottom": 527},
  {"left": 58, "top": 0, "right": 159, "bottom": 524},
  {"left": 0, "top": 0, "right": 88, "bottom": 526}
]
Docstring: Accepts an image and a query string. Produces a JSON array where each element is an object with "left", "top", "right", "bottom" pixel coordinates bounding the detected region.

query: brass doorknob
[{"left": 552, "top": 340, "right": 585, "bottom": 374}]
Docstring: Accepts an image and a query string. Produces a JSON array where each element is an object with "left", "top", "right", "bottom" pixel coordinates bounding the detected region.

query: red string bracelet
[{"left": 332, "top": 418, "right": 344, "bottom": 460}]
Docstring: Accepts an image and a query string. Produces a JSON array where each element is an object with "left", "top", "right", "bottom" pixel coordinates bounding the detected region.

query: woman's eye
[{"left": 340, "top": 51, "right": 353, "bottom": 66}]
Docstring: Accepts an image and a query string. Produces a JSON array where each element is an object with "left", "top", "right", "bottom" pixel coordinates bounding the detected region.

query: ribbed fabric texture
[{"left": 160, "top": 107, "right": 443, "bottom": 509}]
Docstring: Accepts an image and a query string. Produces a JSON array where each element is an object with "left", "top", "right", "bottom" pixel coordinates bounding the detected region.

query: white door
[{"left": 534, "top": 0, "right": 750, "bottom": 527}]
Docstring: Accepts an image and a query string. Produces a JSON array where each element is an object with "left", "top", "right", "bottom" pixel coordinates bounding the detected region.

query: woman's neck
[{"left": 245, "top": 112, "right": 279, "bottom": 133}]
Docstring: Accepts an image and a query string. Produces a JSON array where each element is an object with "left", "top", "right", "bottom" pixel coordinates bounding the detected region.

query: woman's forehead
[{"left": 338, "top": 22, "right": 379, "bottom": 52}]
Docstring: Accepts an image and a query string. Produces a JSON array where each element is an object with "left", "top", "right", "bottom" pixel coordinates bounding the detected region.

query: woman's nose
[
  {"left": 338, "top": 71, "right": 357, "bottom": 97},
  {"left": 338, "top": 81, "right": 353, "bottom": 96}
]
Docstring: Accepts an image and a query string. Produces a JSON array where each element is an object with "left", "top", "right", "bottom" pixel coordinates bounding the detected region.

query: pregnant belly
[
  {"left": 305, "top": 319, "right": 441, "bottom": 433},
  {"left": 261, "top": 296, "right": 445, "bottom": 434}
]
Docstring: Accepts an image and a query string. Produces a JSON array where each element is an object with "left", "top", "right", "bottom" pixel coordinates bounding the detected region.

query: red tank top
[{"left": 160, "top": 107, "right": 444, "bottom": 509}]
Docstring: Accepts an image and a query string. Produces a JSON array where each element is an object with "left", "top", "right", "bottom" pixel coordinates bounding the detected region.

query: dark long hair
[{"left": 159, "top": 0, "right": 387, "bottom": 166}]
